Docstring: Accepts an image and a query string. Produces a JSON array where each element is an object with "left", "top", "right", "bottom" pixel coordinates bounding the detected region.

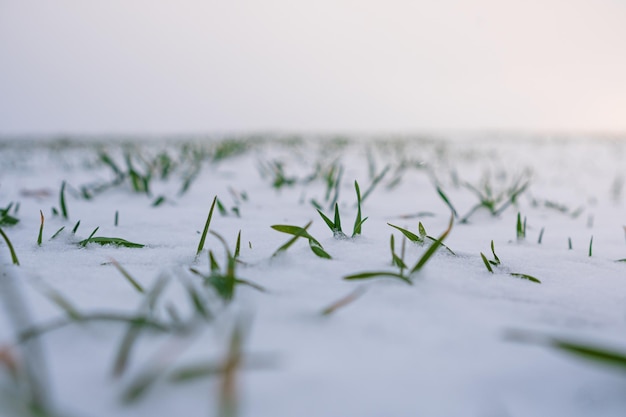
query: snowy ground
[{"left": 0, "top": 135, "right": 625, "bottom": 417}]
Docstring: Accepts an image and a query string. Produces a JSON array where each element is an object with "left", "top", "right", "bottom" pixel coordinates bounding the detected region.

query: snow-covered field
[{"left": 1, "top": 135, "right": 625, "bottom": 417}]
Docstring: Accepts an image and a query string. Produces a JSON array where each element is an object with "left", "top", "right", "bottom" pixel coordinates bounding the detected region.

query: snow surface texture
[{"left": 0, "top": 135, "right": 625, "bottom": 417}]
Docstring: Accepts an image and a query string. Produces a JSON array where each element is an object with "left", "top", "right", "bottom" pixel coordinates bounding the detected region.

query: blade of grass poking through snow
[
  {"left": 436, "top": 186, "right": 458, "bottom": 218},
  {"left": 71, "top": 220, "right": 80, "bottom": 234},
  {"left": 588, "top": 236, "right": 593, "bottom": 257},
  {"left": 37, "top": 210, "right": 44, "bottom": 246},
  {"left": 271, "top": 224, "right": 331, "bottom": 259},
  {"left": 490, "top": 240, "right": 501, "bottom": 265},
  {"left": 387, "top": 223, "right": 421, "bottom": 243},
  {"left": 538, "top": 227, "right": 545, "bottom": 244},
  {"left": 390, "top": 234, "right": 407, "bottom": 271},
  {"left": 59, "top": 181, "right": 68, "bottom": 220},
  {"left": 50, "top": 226, "right": 64, "bottom": 240},
  {"left": 516, "top": 212, "right": 523, "bottom": 240},
  {"left": 344, "top": 271, "right": 412, "bottom": 285},
  {"left": 196, "top": 196, "right": 217, "bottom": 257},
  {"left": 410, "top": 213, "right": 454, "bottom": 274},
  {"left": 480, "top": 253, "right": 494, "bottom": 273},
  {"left": 109, "top": 258, "right": 144, "bottom": 293},
  {"left": 0, "top": 227, "right": 20, "bottom": 265},
  {"left": 317, "top": 204, "right": 345, "bottom": 238},
  {"left": 352, "top": 181, "right": 367, "bottom": 237},
  {"left": 80, "top": 236, "right": 145, "bottom": 248},
  {"left": 271, "top": 221, "right": 312, "bottom": 257},
  {"left": 321, "top": 286, "right": 366, "bottom": 315},
  {"left": 114, "top": 210, "right": 119, "bottom": 226},
  {"left": 509, "top": 273, "right": 541, "bottom": 284},
  {"left": 361, "top": 165, "right": 390, "bottom": 204},
  {"left": 506, "top": 330, "right": 626, "bottom": 372},
  {"left": 234, "top": 230, "right": 241, "bottom": 259},
  {"left": 80, "top": 227, "right": 99, "bottom": 247}
]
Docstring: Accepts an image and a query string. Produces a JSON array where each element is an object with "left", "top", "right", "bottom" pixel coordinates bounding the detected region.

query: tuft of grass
[
  {"left": 318, "top": 181, "right": 368, "bottom": 239},
  {"left": 345, "top": 214, "right": 454, "bottom": 284},
  {"left": 387, "top": 222, "right": 455, "bottom": 255},
  {"left": 191, "top": 231, "right": 265, "bottom": 302},
  {"left": 480, "top": 240, "right": 541, "bottom": 283},
  {"left": 0, "top": 227, "right": 20, "bottom": 265},
  {"left": 37, "top": 210, "right": 44, "bottom": 246},
  {"left": 271, "top": 224, "right": 331, "bottom": 259},
  {"left": 0, "top": 202, "right": 19, "bottom": 226},
  {"left": 410, "top": 214, "right": 454, "bottom": 273},
  {"left": 196, "top": 196, "right": 217, "bottom": 257},
  {"left": 271, "top": 221, "right": 312, "bottom": 257},
  {"left": 317, "top": 203, "right": 346, "bottom": 239}
]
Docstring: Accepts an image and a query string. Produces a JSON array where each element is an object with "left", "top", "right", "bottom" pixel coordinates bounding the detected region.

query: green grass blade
[
  {"left": 80, "top": 237, "right": 144, "bottom": 248},
  {"left": 507, "top": 330, "right": 626, "bottom": 372},
  {"left": 418, "top": 222, "right": 427, "bottom": 239},
  {"left": 0, "top": 227, "right": 20, "bottom": 265},
  {"left": 308, "top": 239, "right": 332, "bottom": 259},
  {"left": 480, "top": 252, "right": 494, "bottom": 273},
  {"left": 321, "top": 287, "right": 366, "bottom": 316},
  {"left": 110, "top": 258, "right": 145, "bottom": 293},
  {"left": 234, "top": 230, "right": 241, "bottom": 259},
  {"left": 50, "top": 226, "right": 65, "bottom": 240},
  {"left": 509, "top": 273, "right": 541, "bottom": 284},
  {"left": 317, "top": 209, "right": 336, "bottom": 232},
  {"left": 271, "top": 224, "right": 318, "bottom": 244},
  {"left": 361, "top": 165, "right": 390, "bottom": 203},
  {"left": 60, "top": 181, "right": 68, "bottom": 220},
  {"left": 352, "top": 180, "right": 363, "bottom": 237},
  {"left": 490, "top": 240, "right": 501, "bottom": 265},
  {"left": 333, "top": 203, "right": 342, "bottom": 233},
  {"left": 516, "top": 212, "right": 524, "bottom": 240},
  {"left": 271, "top": 221, "right": 312, "bottom": 257},
  {"left": 344, "top": 271, "right": 412, "bottom": 285},
  {"left": 387, "top": 223, "right": 421, "bottom": 243},
  {"left": 37, "top": 210, "right": 44, "bottom": 246},
  {"left": 588, "top": 235, "right": 593, "bottom": 257},
  {"left": 72, "top": 220, "right": 81, "bottom": 234},
  {"left": 196, "top": 196, "right": 217, "bottom": 257},
  {"left": 436, "top": 186, "right": 458, "bottom": 218}
]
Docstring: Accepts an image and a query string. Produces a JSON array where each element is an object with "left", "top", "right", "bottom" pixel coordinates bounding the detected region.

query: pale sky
[{"left": 1, "top": 0, "right": 625, "bottom": 135}]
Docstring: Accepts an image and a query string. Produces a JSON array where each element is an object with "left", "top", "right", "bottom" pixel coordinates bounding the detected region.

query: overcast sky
[{"left": 1, "top": 0, "right": 625, "bottom": 135}]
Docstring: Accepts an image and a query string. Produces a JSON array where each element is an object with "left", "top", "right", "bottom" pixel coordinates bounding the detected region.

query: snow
[{"left": 1, "top": 135, "right": 625, "bottom": 417}]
